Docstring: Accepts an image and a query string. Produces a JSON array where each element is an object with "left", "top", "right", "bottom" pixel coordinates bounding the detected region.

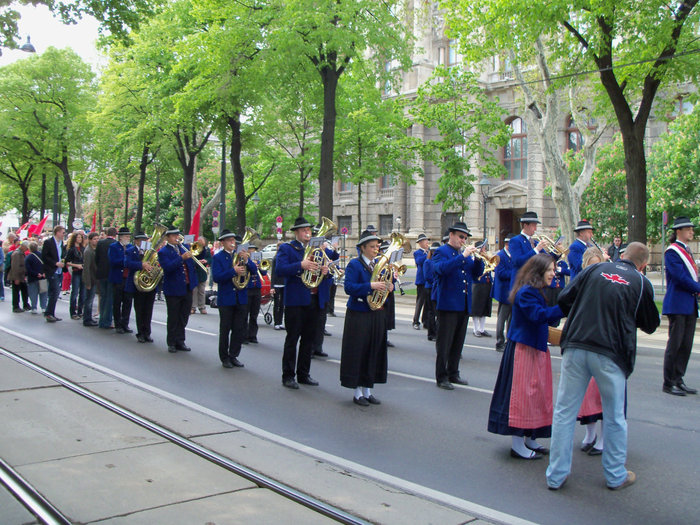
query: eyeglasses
[{"left": 457, "top": 234, "right": 468, "bottom": 240}]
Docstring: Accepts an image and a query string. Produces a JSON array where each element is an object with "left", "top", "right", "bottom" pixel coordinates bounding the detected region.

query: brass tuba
[
  {"left": 134, "top": 224, "right": 167, "bottom": 292},
  {"left": 233, "top": 227, "right": 257, "bottom": 290},
  {"left": 368, "top": 232, "right": 406, "bottom": 310},
  {"left": 301, "top": 216, "right": 337, "bottom": 289}
]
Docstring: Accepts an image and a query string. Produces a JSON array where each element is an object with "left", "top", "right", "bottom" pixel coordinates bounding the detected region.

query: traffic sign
[
  {"left": 212, "top": 210, "right": 219, "bottom": 218},
  {"left": 212, "top": 219, "right": 219, "bottom": 228},
  {"left": 341, "top": 227, "right": 348, "bottom": 235},
  {"left": 212, "top": 226, "right": 220, "bottom": 235}
]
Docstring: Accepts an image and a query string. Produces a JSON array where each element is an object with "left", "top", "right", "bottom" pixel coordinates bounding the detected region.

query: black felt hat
[
  {"left": 448, "top": 221, "right": 471, "bottom": 236},
  {"left": 574, "top": 220, "right": 594, "bottom": 231},
  {"left": 165, "top": 227, "right": 180, "bottom": 236},
  {"left": 417, "top": 233, "right": 429, "bottom": 243},
  {"left": 504, "top": 235, "right": 512, "bottom": 243},
  {"left": 356, "top": 229, "right": 382, "bottom": 247},
  {"left": 134, "top": 231, "right": 148, "bottom": 240},
  {"left": 519, "top": 211, "right": 541, "bottom": 224},
  {"left": 365, "top": 224, "right": 378, "bottom": 234},
  {"left": 290, "top": 216, "right": 312, "bottom": 231},
  {"left": 671, "top": 216, "right": 695, "bottom": 230},
  {"left": 117, "top": 226, "right": 131, "bottom": 236},
  {"left": 430, "top": 242, "right": 440, "bottom": 251},
  {"left": 442, "top": 230, "right": 450, "bottom": 243},
  {"left": 218, "top": 229, "right": 236, "bottom": 241}
]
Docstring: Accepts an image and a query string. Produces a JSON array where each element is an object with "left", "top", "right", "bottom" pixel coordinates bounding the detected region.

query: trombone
[{"left": 177, "top": 235, "right": 209, "bottom": 273}]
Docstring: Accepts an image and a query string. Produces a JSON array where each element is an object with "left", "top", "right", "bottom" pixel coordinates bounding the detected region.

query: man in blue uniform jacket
[
  {"left": 109, "top": 226, "right": 136, "bottom": 334},
  {"left": 662, "top": 216, "right": 700, "bottom": 396},
  {"left": 412, "top": 233, "right": 430, "bottom": 329},
  {"left": 568, "top": 220, "right": 599, "bottom": 280},
  {"left": 276, "top": 216, "right": 331, "bottom": 389},
  {"left": 432, "top": 221, "right": 482, "bottom": 390},
  {"left": 509, "top": 211, "right": 549, "bottom": 291},
  {"left": 245, "top": 244, "right": 267, "bottom": 345},
  {"left": 493, "top": 236, "right": 513, "bottom": 352},
  {"left": 127, "top": 232, "right": 156, "bottom": 343},
  {"left": 213, "top": 230, "right": 257, "bottom": 368},
  {"left": 157, "top": 227, "right": 198, "bottom": 353}
]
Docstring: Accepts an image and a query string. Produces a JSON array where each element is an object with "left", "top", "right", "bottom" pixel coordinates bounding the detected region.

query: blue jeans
[
  {"left": 69, "top": 272, "right": 84, "bottom": 317},
  {"left": 45, "top": 272, "right": 63, "bottom": 317},
  {"left": 0, "top": 270, "right": 4, "bottom": 298},
  {"left": 27, "top": 280, "right": 48, "bottom": 311},
  {"left": 98, "top": 278, "right": 114, "bottom": 328},
  {"left": 546, "top": 348, "right": 629, "bottom": 488},
  {"left": 83, "top": 284, "right": 97, "bottom": 325}
]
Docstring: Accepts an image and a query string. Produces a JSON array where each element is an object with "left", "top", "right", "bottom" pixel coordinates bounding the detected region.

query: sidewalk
[{"left": 0, "top": 331, "right": 498, "bottom": 525}]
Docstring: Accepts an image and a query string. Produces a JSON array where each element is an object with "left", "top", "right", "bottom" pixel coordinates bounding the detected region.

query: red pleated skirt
[{"left": 508, "top": 343, "right": 553, "bottom": 430}]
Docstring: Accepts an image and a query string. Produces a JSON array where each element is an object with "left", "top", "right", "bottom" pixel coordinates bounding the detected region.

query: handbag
[{"left": 38, "top": 278, "right": 48, "bottom": 294}]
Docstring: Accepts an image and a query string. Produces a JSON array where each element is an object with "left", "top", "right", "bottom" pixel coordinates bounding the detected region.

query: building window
[
  {"left": 337, "top": 215, "right": 352, "bottom": 235},
  {"left": 384, "top": 61, "right": 392, "bottom": 94},
  {"left": 447, "top": 39, "right": 458, "bottom": 66},
  {"left": 503, "top": 117, "right": 527, "bottom": 180},
  {"left": 670, "top": 96, "right": 694, "bottom": 119},
  {"left": 377, "top": 174, "right": 392, "bottom": 189},
  {"left": 437, "top": 46, "right": 445, "bottom": 65},
  {"left": 379, "top": 214, "right": 394, "bottom": 235},
  {"left": 338, "top": 179, "right": 353, "bottom": 192},
  {"left": 565, "top": 115, "right": 583, "bottom": 152}
]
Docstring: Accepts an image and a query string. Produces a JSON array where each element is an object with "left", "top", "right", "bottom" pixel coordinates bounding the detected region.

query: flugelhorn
[{"left": 532, "top": 234, "right": 569, "bottom": 258}]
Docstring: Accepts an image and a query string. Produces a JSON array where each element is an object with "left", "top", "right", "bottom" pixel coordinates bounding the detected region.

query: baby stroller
[{"left": 260, "top": 273, "right": 273, "bottom": 325}]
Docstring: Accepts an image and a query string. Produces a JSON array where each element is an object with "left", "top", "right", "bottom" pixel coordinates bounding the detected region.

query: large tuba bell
[
  {"left": 233, "top": 227, "right": 257, "bottom": 290},
  {"left": 368, "top": 232, "right": 406, "bottom": 310},
  {"left": 473, "top": 248, "right": 500, "bottom": 278},
  {"left": 301, "top": 217, "right": 337, "bottom": 289},
  {"left": 134, "top": 224, "right": 167, "bottom": 292}
]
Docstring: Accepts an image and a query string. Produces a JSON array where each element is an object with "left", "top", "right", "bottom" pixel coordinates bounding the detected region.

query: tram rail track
[{"left": 0, "top": 347, "right": 369, "bottom": 525}]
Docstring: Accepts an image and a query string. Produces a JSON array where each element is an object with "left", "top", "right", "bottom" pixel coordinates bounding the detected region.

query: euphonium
[
  {"left": 233, "top": 227, "right": 257, "bottom": 290},
  {"left": 134, "top": 224, "right": 167, "bottom": 292},
  {"left": 301, "top": 216, "right": 337, "bottom": 289},
  {"left": 368, "top": 232, "right": 405, "bottom": 310},
  {"left": 473, "top": 250, "right": 500, "bottom": 278}
]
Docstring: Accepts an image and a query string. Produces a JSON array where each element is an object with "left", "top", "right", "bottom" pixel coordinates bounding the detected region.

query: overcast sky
[{"left": 0, "top": 4, "right": 104, "bottom": 70}]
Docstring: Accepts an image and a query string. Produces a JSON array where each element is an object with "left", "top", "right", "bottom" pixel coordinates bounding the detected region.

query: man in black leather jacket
[{"left": 546, "top": 242, "right": 659, "bottom": 491}]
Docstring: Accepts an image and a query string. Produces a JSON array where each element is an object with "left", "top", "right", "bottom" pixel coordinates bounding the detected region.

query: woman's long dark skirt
[
  {"left": 471, "top": 282, "right": 493, "bottom": 317},
  {"left": 340, "top": 308, "right": 388, "bottom": 388}
]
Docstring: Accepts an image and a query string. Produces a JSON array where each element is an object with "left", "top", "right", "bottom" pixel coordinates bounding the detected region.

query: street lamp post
[
  {"left": 219, "top": 138, "right": 226, "bottom": 231},
  {"left": 395, "top": 215, "right": 401, "bottom": 233},
  {"left": 478, "top": 176, "right": 491, "bottom": 244}
]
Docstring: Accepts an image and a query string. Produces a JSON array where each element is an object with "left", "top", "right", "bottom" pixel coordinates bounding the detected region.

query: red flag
[
  {"left": 188, "top": 198, "right": 202, "bottom": 238},
  {"left": 28, "top": 215, "right": 48, "bottom": 236},
  {"left": 91, "top": 210, "right": 97, "bottom": 233}
]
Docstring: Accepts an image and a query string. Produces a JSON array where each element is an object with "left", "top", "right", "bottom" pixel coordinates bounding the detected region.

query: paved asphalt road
[{"left": 1, "top": 290, "right": 698, "bottom": 525}]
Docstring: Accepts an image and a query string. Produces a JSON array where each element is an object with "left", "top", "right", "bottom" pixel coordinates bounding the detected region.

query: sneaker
[
  {"left": 412, "top": 323, "right": 420, "bottom": 330},
  {"left": 608, "top": 471, "right": 636, "bottom": 491}
]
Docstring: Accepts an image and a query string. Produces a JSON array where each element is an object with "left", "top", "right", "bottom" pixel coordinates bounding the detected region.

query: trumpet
[
  {"left": 532, "top": 234, "right": 569, "bottom": 258},
  {"left": 177, "top": 235, "right": 209, "bottom": 273}
]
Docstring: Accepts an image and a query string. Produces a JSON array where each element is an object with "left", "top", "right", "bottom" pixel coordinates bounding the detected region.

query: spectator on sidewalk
[
  {"left": 95, "top": 227, "right": 117, "bottom": 329},
  {"left": 65, "top": 231, "right": 86, "bottom": 320},
  {"left": 82, "top": 232, "right": 99, "bottom": 327},
  {"left": 25, "top": 242, "right": 47, "bottom": 314},
  {"left": 41, "top": 225, "right": 66, "bottom": 323},
  {"left": 9, "top": 241, "right": 31, "bottom": 312}
]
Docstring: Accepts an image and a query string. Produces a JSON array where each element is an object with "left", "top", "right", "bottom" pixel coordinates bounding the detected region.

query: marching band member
[
  {"left": 662, "top": 216, "right": 700, "bottom": 396},
  {"left": 340, "top": 229, "right": 391, "bottom": 406},
  {"left": 432, "top": 221, "right": 481, "bottom": 390},
  {"left": 568, "top": 220, "right": 595, "bottom": 280},
  {"left": 412, "top": 233, "right": 430, "bottom": 330},
  {"left": 471, "top": 241, "right": 493, "bottom": 338},
  {"left": 271, "top": 242, "right": 286, "bottom": 330},
  {"left": 109, "top": 227, "right": 134, "bottom": 334},
  {"left": 543, "top": 259, "right": 569, "bottom": 309},
  {"left": 128, "top": 232, "right": 155, "bottom": 343},
  {"left": 157, "top": 227, "right": 198, "bottom": 353},
  {"left": 312, "top": 235, "right": 340, "bottom": 356},
  {"left": 508, "top": 211, "right": 548, "bottom": 291},
  {"left": 488, "top": 253, "right": 562, "bottom": 460},
  {"left": 245, "top": 244, "right": 266, "bottom": 344},
  {"left": 276, "top": 216, "right": 330, "bottom": 389},
  {"left": 212, "top": 230, "right": 257, "bottom": 368},
  {"left": 423, "top": 242, "right": 440, "bottom": 342},
  {"left": 493, "top": 236, "right": 512, "bottom": 352}
]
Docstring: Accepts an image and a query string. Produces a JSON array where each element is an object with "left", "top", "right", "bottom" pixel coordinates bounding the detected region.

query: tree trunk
[
  {"left": 155, "top": 169, "right": 161, "bottom": 224},
  {"left": 318, "top": 65, "right": 340, "bottom": 222},
  {"left": 40, "top": 172, "right": 46, "bottom": 220},
  {"left": 620, "top": 129, "right": 647, "bottom": 243},
  {"left": 60, "top": 159, "right": 76, "bottom": 232},
  {"left": 298, "top": 167, "right": 304, "bottom": 217},
  {"left": 228, "top": 113, "right": 247, "bottom": 234},
  {"left": 135, "top": 144, "right": 149, "bottom": 234},
  {"left": 20, "top": 182, "right": 30, "bottom": 224}
]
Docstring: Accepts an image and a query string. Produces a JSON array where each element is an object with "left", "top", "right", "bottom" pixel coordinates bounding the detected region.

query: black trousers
[
  {"left": 247, "top": 288, "right": 261, "bottom": 340},
  {"left": 328, "top": 283, "right": 337, "bottom": 314},
  {"left": 273, "top": 286, "right": 285, "bottom": 326},
  {"left": 112, "top": 282, "right": 133, "bottom": 331},
  {"left": 435, "top": 310, "right": 469, "bottom": 383},
  {"left": 133, "top": 289, "right": 156, "bottom": 337},
  {"left": 12, "top": 281, "right": 29, "bottom": 310},
  {"left": 496, "top": 301, "right": 512, "bottom": 349},
  {"left": 413, "top": 284, "right": 427, "bottom": 325},
  {"left": 165, "top": 293, "right": 192, "bottom": 348},
  {"left": 663, "top": 313, "right": 697, "bottom": 387},
  {"left": 426, "top": 294, "right": 437, "bottom": 339},
  {"left": 282, "top": 296, "right": 321, "bottom": 381},
  {"left": 219, "top": 304, "right": 247, "bottom": 362},
  {"left": 312, "top": 306, "right": 327, "bottom": 353}
]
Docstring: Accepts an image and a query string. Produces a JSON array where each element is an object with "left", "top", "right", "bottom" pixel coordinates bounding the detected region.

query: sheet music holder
[
  {"left": 250, "top": 251, "right": 262, "bottom": 262},
  {"left": 390, "top": 248, "right": 403, "bottom": 264},
  {"left": 183, "top": 234, "right": 195, "bottom": 244},
  {"left": 235, "top": 242, "right": 249, "bottom": 254},
  {"left": 308, "top": 236, "right": 324, "bottom": 249}
]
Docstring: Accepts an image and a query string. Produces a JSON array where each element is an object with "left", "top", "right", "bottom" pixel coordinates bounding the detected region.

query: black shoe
[
  {"left": 481, "top": 330, "right": 492, "bottom": 337},
  {"left": 136, "top": 335, "right": 146, "bottom": 343},
  {"left": 412, "top": 323, "right": 420, "bottom": 330},
  {"left": 177, "top": 345, "right": 192, "bottom": 352},
  {"left": 449, "top": 376, "right": 469, "bottom": 386},
  {"left": 71, "top": 314, "right": 82, "bottom": 320},
  {"left": 427, "top": 336, "right": 436, "bottom": 342},
  {"left": 662, "top": 384, "right": 686, "bottom": 396},
  {"left": 353, "top": 396, "right": 369, "bottom": 406},
  {"left": 231, "top": 358, "right": 244, "bottom": 367},
  {"left": 222, "top": 359, "right": 234, "bottom": 369},
  {"left": 581, "top": 437, "right": 597, "bottom": 452},
  {"left": 298, "top": 376, "right": 319, "bottom": 386},
  {"left": 437, "top": 381, "right": 454, "bottom": 390},
  {"left": 23, "top": 306, "right": 32, "bottom": 311},
  {"left": 495, "top": 345, "right": 505, "bottom": 353},
  {"left": 45, "top": 315, "right": 57, "bottom": 323},
  {"left": 144, "top": 336, "right": 154, "bottom": 343},
  {"left": 283, "top": 378, "right": 299, "bottom": 389},
  {"left": 83, "top": 321, "right": 99, "bottom": 327},
  {"left": 54, "top": 317, "right": 62, "bottom": 321},
  {"left": 13, "top": 308, "right": 24, "bottom": 313},
  {"left": 123, "top": 327, "right": 133, "bottom": 334},
  {"left": 473, "top": 331, "right": 483, "bottom": 338},
  {"left": 328, "top": 312, "right": 336, "bottom": 317},
  {"left": 510, "top": 449, "right": 543, "bottom": 460},
  {"left": 313, "top": 350, "right": 328, "bottom": 357},
  {"left": 115, "top": 328, "right": 126, "bottom": 334},
  {"left": 248, "top": 338, "right": 259, "bottom": 344},
  {"left": 323, "top": 330, "right": 331, "bottom": 336},
  {"left": 525, "top": 443, "right": 549, "bottom": 455},
  {"left": 168, "top": 346, "right": 178, "bottom": 353},
  {"left": 366, "top": 395, "right": 381, "bottom": 405},
  {"left": 386, "top": 340, "right": 395, "bottom": 347},
  {"left": 677, "top": 382, "right": 698, "bottom": 394},
  {"left": 242, "top": 339, "right": 249, "bottom": 345},
  {"left": 587, "top": 447, "right": 603, "bottom": 456}
]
